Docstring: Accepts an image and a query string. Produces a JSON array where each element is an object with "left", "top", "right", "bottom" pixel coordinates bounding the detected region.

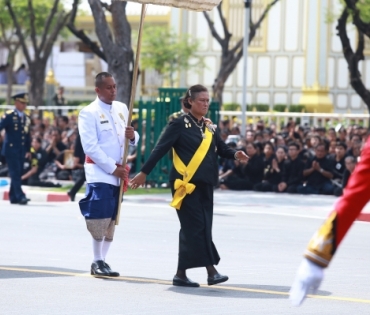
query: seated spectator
[
  {"left": 274, "top": 134, "right": 286, "bottom": 147},
  {"left": 218, "top": 143, "right": 239, "bottom": 183},
  {"left": 334, "top": 156, "right": 357, "bottom": 197},
  {"left": 220, "top": 143, "right": 264, "bottom": 191},
  {"left": 276, "top": 142, "right": 304, "bottom": 193},
  {"left": 45, "top": 128, "right": 68, "bottom": 163},
  {"left": 308, "top": 135, "right": 321, "bottom": 156},
  {"left": 245, "top": 130, "right": 255, "bottom": 144},
  {"left": 347, "top": 140, "right": 361, "bottom": 161},
  {"left": 330, "top": 141, "right": 347, "bottom": 182},
  {"left": 297, "top": 143, "right": 335, "bottom": 195},
  {"left": 54, "top": 150, "right": 73, "bottom": 180},
  {"left": 328, "top": 140, "right": 337, "bottom": 155},
  {"left": 57, "top": 116, "right": 70, "bottom": 132},
  {"left": 327, "top": 128, "right": 337, "bottom": 142},
  {"left": 254, "top": 132, "right": 264, "bottom": 143},
  {"left": 21, "top": 137, "right": 60, "bottom": 187},
  {"left": 254, "top": 145, "right": 286, "bottom": 192}
]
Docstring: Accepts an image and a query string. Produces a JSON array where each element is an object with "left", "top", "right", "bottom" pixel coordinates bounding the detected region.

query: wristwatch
[{"left": 320, "top": 168, "right": 324, "bottom": 173}]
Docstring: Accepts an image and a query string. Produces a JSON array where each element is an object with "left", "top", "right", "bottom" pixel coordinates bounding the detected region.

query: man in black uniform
[
  {"left": 130, "top": 84, "right": 249, "bottom": 287},
  {"left": 0, "top": 92, "right": 31, "bottom": 204},
  {"left": 21, "top": 137, "right": 59, "bottom": 187}
]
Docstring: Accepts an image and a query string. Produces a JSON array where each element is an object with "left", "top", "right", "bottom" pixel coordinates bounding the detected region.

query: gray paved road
[{"left": 0, "top": 191, "right": 369, "bottom": 314}]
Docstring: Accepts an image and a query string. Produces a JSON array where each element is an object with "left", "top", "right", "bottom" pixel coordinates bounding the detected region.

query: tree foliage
[
  {"left": 5, "top": 0, "right": 77, "bottom": 106},
  {"left": 203, "top": 0, "right": 279, "bottom": 106},
  {"left": 336, "top": 0, "right": 370, "bottom": 114},
  {"left": 141, "top": 26, "right": 202, "bottom": 87},
  {"left": 67, "top": 0, "right": 133, "bottom": 105}
]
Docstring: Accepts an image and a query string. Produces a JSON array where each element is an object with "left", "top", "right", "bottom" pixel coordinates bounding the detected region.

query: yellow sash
[{"left": 170, "top": 128, "right": 212, "bottom": 210}]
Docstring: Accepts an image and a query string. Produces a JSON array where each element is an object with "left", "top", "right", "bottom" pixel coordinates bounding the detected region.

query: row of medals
[
  {"left": 184, "top": 115, "right": 207, "bottom": 139},
  {"left": 13, "top": 116, "right": 29, "bottom": 133}
]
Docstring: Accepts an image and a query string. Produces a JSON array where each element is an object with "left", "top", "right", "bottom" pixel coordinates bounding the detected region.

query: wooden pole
[{"left": 116, "top": 4, "right": 146, "bottom": 225}]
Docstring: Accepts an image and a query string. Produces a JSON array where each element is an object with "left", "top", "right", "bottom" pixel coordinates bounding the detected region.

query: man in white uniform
[{"left": 78, "top": 72, "right": 139, "bottom": 277}]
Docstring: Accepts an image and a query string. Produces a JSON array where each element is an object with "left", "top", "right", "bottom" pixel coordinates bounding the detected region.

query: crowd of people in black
[
  {"left": 217, "top": 119, "right": 362, "bottom": 197},
  {"left": 0, "top": 111, "right": 365, "bottom": 199}
]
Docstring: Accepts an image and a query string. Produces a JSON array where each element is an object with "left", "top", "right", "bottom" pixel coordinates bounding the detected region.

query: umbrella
[{"left": 116, "top": 0, "right": 222, "bottom": 225}]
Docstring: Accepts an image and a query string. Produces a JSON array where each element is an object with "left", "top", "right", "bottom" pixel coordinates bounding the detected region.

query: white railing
[
  {"left": 0, "top": 105, "right": 368, "bottom": 128},
  {"left": 219, "top": 110, "right": 370, "bottom": 129}
]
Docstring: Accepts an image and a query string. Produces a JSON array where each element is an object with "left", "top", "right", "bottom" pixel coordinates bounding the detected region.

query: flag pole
[{"left": 116, "top": 4, "right": 147, "bottom": 225}]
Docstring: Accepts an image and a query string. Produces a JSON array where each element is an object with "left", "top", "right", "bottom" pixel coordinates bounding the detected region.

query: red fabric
[
  {"left": 332, "top": 137, "right": 370, "bottom": 246},
  {"left": 85, "top": 156, "right": 130, "bottom": 192}
]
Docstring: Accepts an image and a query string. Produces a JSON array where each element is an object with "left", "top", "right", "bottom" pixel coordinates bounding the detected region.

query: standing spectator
[
  {"left": 52, "top": 86, "right": 67, "bottom": 116},
  {"left": 15, "top": 63, "right": 28, "bottom": 84},
  {"left": 297, "top": 143, "right": 335, "bottom": 195},
  {"left": 276, "top": 142, "right": 304, "bottom": 193},
  {"left": 67, "top": 132, "right": 85, "bottom": 201}
]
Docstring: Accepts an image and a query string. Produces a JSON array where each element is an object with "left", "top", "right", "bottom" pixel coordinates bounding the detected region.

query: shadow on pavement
[
  {"left": 0, "top": 266, "right": 86, "bottom": 279},
  {"left": 167, "top": 283, "right": 331, "bottom": 299}
]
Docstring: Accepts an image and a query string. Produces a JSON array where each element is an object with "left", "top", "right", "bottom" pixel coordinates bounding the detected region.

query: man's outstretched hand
[{"left": 289, "top": 258, "right": 324, "bottom": 306}]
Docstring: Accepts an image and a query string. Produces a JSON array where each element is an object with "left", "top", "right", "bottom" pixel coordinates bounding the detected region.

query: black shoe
[
  {"left": 91, "top": 260, "right": 110, "bottom": 276},
  {"left": 173, "top": 275, "right": 200, "bottom": 287},
  {"left": 103, "top": 261, "right": 120, "bottom": 277},
  {"left": 18, "top": 197, "right": 29, "bottom": 205},
  {"left": 67, "top": 191, "right": 75, "bottom": 202},
  {"left": 207, "top": 273, "right": 229, "bottom": 286}
]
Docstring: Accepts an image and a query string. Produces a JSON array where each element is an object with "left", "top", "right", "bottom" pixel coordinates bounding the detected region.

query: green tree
[
  {"left": 141, "top": 26, "right": 202, "bottom": 88},
  {"left": 67, "top": 0, "right": 134, "bottom": 105},
  {"left": 336, "top": 0, "right": 370, "bottom": 114},
  {"left": 5, "top": 0, "right": 78, "bottom": 106},
  {"left": 0, "top": 0, "right": 30, "bottom": 104},
  {"left": 203, "top": 1, "right": 279, "bottom": 106}
]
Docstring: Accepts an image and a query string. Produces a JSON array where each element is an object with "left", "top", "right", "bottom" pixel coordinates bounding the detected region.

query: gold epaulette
[{"left": 6, "top": 110, "right": 14, "bottom": 114}]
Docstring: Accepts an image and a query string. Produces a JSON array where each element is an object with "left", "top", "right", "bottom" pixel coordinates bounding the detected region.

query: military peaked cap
[{"left": 12, "top": 92, "right": 29, "bottom": 103}]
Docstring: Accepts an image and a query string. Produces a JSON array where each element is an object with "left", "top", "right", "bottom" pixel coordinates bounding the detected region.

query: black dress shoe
[
  {"left": 91, "top": 260, "right": 110, "bottom": 276},
  {"left": 173, "top": 275, "right": 200, "bottom": 287},
  {"left": 67, "top": 191, "right": 75, "bottom": 202},
  {"left": 18, "top": 197, "right": 28, "bottom": 205},
  {"left": 103, "top": 261, "right": 120, "bottom": 277},
  {"left": 207, "top": 273, "right": 229, "bottom": 286}
]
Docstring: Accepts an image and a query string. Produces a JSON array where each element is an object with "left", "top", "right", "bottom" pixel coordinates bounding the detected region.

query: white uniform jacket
[{"left": 78, "top": 97, "right": 139, "bottom": 186}]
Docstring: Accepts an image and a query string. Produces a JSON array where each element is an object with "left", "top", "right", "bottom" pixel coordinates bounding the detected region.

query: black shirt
[
  {"left": 73, "top": 133, "right": 85, "bottom": 163},
  {"left": 304, "top": 156, "right": 334, "bottom": 187},
  {"left": 282, "top": 157, "right": 305, "bottom": 186},
  {"left": 329, "top": 156, "right": 345, "bottom": 180}
]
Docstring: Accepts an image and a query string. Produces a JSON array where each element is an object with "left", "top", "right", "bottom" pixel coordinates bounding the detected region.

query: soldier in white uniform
[{"left": 78, "top": 72, "right": 139, "bottom": 277}]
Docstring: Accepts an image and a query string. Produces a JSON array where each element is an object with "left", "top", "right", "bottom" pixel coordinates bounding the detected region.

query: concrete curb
[{"left": 0, "top": 189, "right": 84, "bottom": 203}]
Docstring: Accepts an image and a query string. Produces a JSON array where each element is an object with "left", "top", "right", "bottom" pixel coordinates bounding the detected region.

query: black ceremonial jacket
[{"left": 141, "top": 114, "right": 236, "bottom": 186}]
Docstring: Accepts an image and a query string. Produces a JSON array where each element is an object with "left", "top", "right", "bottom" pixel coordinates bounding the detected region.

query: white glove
[{"left": 289, "top": 258, "right": 324, "bottom": 306}]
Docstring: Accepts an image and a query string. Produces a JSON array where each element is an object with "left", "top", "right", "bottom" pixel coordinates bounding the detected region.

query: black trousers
[
  {"left": 172, "top": 182, "right": 220, "bottom": 270},
  {"left": 69, "top": 169, "right": 86, "bottom": 197}
]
